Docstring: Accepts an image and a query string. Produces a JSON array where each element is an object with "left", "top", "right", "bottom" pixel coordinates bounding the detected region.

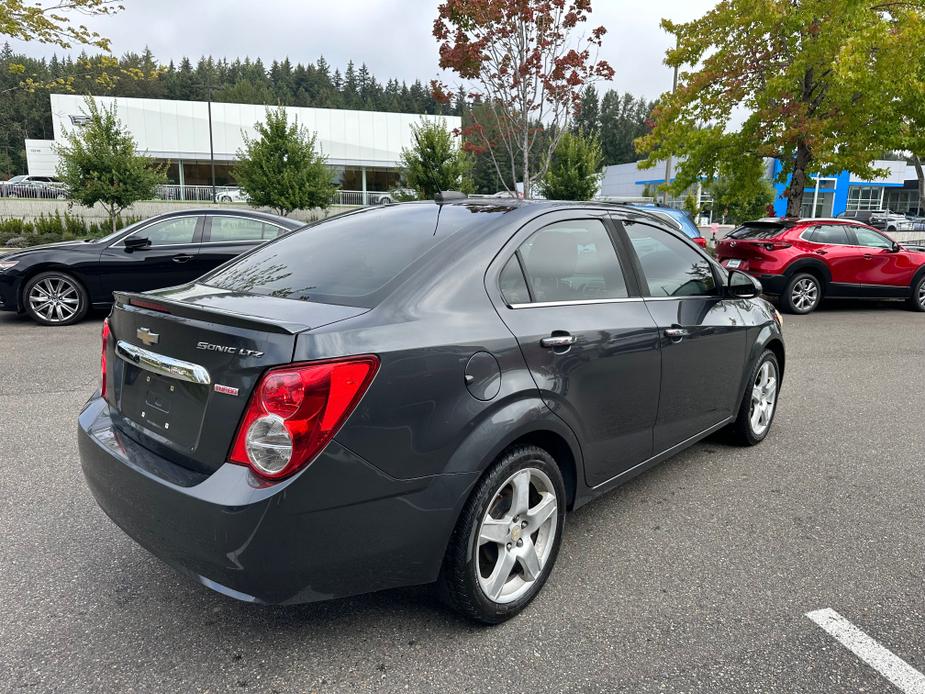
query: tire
[
  {"left": 909, "top": 274, "right": 925, "bottom": 312},
  {"left": 439, "top": 445, "right": 566, "bottom": 624},
  {"left": 731, "top": 350, "right": 780, "bottom": 446},
  {"left": 781, "top": 272, "right": 822, "bottom": 314},
  {"left": 22, "top": 271, "right": 89, "bottom": 326},
  {"left": 219, "top": 195, "right": 232, "bottom": 203},
  {"left": 378, "top": 196, "right": 392, "bottom": 205}
]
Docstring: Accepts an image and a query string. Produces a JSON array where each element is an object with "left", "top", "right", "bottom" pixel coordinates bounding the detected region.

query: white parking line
[{"left": 806, "top": 608, "right": 925, "bottom": 694}]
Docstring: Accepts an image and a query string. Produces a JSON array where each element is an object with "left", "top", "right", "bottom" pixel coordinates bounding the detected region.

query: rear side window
[
  {"left": 728, "top": 224, "right": 786, "bottom": 240},
  {"left": 625, "top": 222, "right": 717, "bottom": 297},
  {"left": 517, "top": 219, "right": 628, "bottom": 303},
  {"left": 209, "top": 216, "right": 283, "bottom": 242},
  {"left": 806, "top": 225, "right": 850, "bottom": 244},
  {"left": 499, "top": 256, "right": 530, "bottom": 305},
  {"left": 203, "top": 204, "right": 491, "bottom": 307}
]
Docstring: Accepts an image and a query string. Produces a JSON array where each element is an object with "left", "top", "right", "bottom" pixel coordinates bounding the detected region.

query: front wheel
[
  {"left": 781, "top": 273, "right": 821, "bottom": 314},
  {"left": 23, "top": 271, "right": 89, "bottom": 326},
  {"left": 732, "top": 350, "right": 780, "bottom": 445},
  {"left": 909, "top": 275, "right": 925, "bottom": 312},
  {"left": 439, "top": 446, "right": 565, "bottom": 624}
]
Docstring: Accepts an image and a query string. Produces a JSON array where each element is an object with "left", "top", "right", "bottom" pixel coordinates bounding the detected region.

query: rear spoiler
[{"left": 113, "top": 291, "right": 311, "bottom": 335}]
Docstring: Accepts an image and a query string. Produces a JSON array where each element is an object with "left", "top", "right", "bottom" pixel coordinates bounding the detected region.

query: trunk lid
[
  {"left": 716, "top": 223, "right": 789, "bottom": 265},
  {"left": 106, "top": 283, "right": 368, "bottom": 474}
]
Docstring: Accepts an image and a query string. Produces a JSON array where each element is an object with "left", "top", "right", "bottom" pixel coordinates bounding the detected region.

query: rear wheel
[
  {"left": 23, "top": 271, "right": 89, "bottom": 326},
  {"left": 781, "top": 272, "right": 821, "bottom": 314},
  {"left": 732, "top": 350, "right": 780, "bottom": 445},
  {"left": 910, "top": 275, "right": 925, "bottom": 312},
  {"left": 439, "top": 445, "right": 565, "bottom": 624}
]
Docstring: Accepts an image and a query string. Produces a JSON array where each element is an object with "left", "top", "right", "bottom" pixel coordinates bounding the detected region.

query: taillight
[
  {"left": 100, "top": 318, "right": 111, "bottom": 400},
  {"left": 229, "top": 356, "right": 380, "bottom": 480},
  {"left": 694, "top": 236, "right": 707, "bottom": 248},
  {"left": 763, "top": 241, "right": 792, "bottom": 251}
]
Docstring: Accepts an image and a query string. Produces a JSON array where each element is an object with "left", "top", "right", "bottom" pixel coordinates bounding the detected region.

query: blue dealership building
[{"left": 600, "top": 158, "right": 922, "bottom": 220}]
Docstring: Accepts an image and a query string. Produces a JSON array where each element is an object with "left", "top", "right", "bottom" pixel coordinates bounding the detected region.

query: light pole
[
  {"left": 207, "top": 82, "right": 217, "bottom": 203},
  {"left": 662, "top": 48, "right": 679, "bottom": 206}
]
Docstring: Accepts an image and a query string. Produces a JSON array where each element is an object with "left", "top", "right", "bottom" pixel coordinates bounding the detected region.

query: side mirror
[
  {"left": 124, "top": 236, "right": 150, "bottom": 251},
  {"left": 727, "top": 269, "right": 762, "bottom": 299},
  {"left": 890, "top": 241, "right": 902, "bottom": 253}
]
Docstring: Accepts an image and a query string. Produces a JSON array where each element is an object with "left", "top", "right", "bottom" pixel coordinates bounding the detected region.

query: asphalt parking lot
[{"left": 1, "top": 301, "right": 923, "bottom": 693}]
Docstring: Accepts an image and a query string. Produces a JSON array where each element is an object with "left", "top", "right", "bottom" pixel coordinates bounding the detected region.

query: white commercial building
[{"left": 28, "top": 94, "right": 461, "bottom": 203}]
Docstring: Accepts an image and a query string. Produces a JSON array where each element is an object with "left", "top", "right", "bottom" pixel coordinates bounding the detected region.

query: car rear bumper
[{"left": 78, "top": 395, "right": 476, "bottom": 604}]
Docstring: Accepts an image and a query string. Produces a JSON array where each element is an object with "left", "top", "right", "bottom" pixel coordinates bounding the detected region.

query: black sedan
[
  {"left": 0, "top": 209, "right": 302, "bottom": 326},
  {"left": 78, "top": 197, "right": 784, "bottom": 623}
]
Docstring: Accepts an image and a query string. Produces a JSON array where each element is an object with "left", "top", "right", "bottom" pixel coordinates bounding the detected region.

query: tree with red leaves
[{"left": 433, "top": 0, "right": 613, "bottom": 198}]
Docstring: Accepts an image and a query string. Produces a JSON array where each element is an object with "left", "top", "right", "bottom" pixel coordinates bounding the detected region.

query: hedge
[{"left": 0, "top": 212, "right": 141, "bottom": 248}]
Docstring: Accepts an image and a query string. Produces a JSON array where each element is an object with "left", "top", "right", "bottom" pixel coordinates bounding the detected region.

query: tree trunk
[
  {"left": 913, "top": 154, "right": 925, "bottom": 216},
  {"left": 785, "top": 141, "right": 812, "bottom": 218},
  {"left": 522, "top": 127, "right": 530, "bottom": 200},
  {"left": 110, "top": 207, "right": 117, "bottom": 235}
]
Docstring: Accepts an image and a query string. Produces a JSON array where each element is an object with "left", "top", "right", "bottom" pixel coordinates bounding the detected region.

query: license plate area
[
  {"left": 726, "top": 259, "right": 742, "bottom": 268},
  {"left": 118, "top": 366, "right": 206, "bottom": 448}
]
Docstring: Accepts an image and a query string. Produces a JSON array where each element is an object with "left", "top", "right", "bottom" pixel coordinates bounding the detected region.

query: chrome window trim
[
  {"left": 109, "top": 214, "right": 203, "bottom": 250},
  {"left": 115, "top": 340, "right": 211, "bottom": 385},
  {"left": 507, "top": 294, "right": 719, "bottom": 309},
  {"left": 509, "top": 297, "right": 641, "bottom": 309}
]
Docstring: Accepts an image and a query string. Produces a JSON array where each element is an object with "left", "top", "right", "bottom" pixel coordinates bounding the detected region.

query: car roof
[{"left": 143, "top": 207, "right": 303, "bottom": 228}]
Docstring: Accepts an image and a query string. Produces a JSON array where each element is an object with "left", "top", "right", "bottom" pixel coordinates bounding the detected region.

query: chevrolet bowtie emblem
[{"left": 137, "top": 327, "right": 160, "bottom": 346}]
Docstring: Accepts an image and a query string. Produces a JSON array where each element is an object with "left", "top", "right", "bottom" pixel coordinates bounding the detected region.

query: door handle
[
  {"left": 664, "top": 327, "right": 690, "bottom": 340},
  {"left": 172, "top": 254, "right": 194, "bottom": 263},
  {"left": 863, "top": 254, "right": 873, "bottom": 260},
  {"left": 814, "top": 249, "right": 828, "bottom": 256},
  {"left": 540, "top": 334, "right": 576, "bottom": 349}
]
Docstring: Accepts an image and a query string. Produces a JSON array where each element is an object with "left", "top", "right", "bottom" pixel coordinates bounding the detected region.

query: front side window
[
  {"left": 517, "top": 219, "right": 628, "bottom": 303},
  {"left": 134, "top": 217, "right": 199, "bottom": 246},
  {"left": 808, "top": 225, "right": 850, "bottom": 245},
  {"left": 853, "top": 227, "right": 892, "bottom": 248},
  {"left": 208, "top": 216, "right": 276, "bottom": 242},
  {"left": 625, "top": 222, "right": 717, "bottom": 297}
]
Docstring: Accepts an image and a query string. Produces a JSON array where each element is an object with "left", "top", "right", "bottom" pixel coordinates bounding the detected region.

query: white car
[{"left": 215, "top": 188, "right": 249, "bottom": 203}]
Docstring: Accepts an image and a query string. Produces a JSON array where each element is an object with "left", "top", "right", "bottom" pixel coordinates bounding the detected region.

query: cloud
[{"left": 6, "top": 0, "right": 717, "bottom": 100}]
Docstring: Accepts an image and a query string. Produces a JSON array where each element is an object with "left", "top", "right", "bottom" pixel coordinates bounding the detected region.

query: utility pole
[
  {"left": 207, "top": 82, "right": 216, "bottom": 203},
  {"left": 662, "top": 39, "right": 679, "bottom": 206}
]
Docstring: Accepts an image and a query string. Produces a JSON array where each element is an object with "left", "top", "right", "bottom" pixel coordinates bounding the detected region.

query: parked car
[
  {"left": 868, "top": 210, "right": 915, "bottom": 232},
  {"left": 78, "top": 198, "right": 785, "bottom": 623},
  {"left": 0, "top": 208, "right": 302, "bottom": 326},
  {"left": 215, "top": 188, "right": 249, "bottom": 203},
  {"left": 715, "top": 217, "right": 925, "bottom": 314},
  {"left": 628, "top": 203, "right": 707, "bottom": 247},
  {"left": 836, "top": 209, "right": 887, "bottom": 225},
  {"left": 1, "top": 175, "right": 67, "bottom": 199},
  {"left": 374, "top": 188, "right": 416, "bottom": 204}
]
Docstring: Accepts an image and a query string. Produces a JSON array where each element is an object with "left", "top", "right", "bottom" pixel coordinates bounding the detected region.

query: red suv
[{"left": 716, "top": 218, "right": 925, "bottom": 314}]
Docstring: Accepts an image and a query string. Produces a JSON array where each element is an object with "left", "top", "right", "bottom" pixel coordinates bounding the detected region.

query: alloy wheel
[
  {"left": 791, "top": 278, "right": 819, "bottom": 312},
  {"left": 28, "top": 276, "right": 81, "bottom": 323},
  {"left": 749, "top": 360, "right": 778, "bottom": 437},
  {"left": 476, "top": 468, "right": 558, "bottom": 604},
  {"left": 918, "top": 280, "right": 925, "bottom": 309}
]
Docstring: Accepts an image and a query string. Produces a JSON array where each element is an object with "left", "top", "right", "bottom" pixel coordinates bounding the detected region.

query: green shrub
[{"left": 0, "top": 212, "right": 140, "bottom": 247}]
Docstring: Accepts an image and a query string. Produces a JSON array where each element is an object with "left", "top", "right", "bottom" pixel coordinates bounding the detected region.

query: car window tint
[
  {"left": 853, "top": 227, "right": 892, "bottom": 248},
  {"left": 209, "top": 216, "right": 267, "bottom": 242},
  {"left": 137, "top": 217, "right": 199, "bottom": 246},
  {"left": 261, "top": 223, "right": 288, "bottom": 239},
  {"left": 728, "top": 223, "right": 785, "bottom": 239},
  {"left": 625, "top": 222, "right": 717, "bottom": 297},
  {"left": 499, "top": 255, "right": 531, "bottom": 305},
  {"left": 203, "top": 204, "right": 507, "bottom": 307},
  {"left": 517, "top": 219, "right": 627, "bottom": 303},
  {"left": 809, "top": 225, "right": 850, "bottom": 245}
]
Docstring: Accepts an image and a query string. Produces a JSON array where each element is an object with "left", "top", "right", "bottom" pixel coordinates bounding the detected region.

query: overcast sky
[{"left": 8, "top": 0, "right": 717, "bottom": 101}]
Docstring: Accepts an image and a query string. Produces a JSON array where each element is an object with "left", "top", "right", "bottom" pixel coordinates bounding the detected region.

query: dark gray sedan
[{"left": 78, "top": 197, "right": 784, "bottom": 623}]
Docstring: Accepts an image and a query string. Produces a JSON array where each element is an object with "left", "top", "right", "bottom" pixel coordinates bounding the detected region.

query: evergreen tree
[{"left": 539, "top": 132, "right": 603, "bottom": 200}]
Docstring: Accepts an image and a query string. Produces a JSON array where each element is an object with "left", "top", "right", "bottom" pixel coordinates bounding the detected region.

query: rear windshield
[
  {"left": 728, "top": 223, "right": 786, "bottom": 240},
  {"left": 202, "top": 203, "right": 511, "bottom": 307}
]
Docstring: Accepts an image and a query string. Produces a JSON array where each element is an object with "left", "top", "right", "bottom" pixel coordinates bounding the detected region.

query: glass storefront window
[{"left": 847, "top": 186, "right": 883, "bottom": 212}]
